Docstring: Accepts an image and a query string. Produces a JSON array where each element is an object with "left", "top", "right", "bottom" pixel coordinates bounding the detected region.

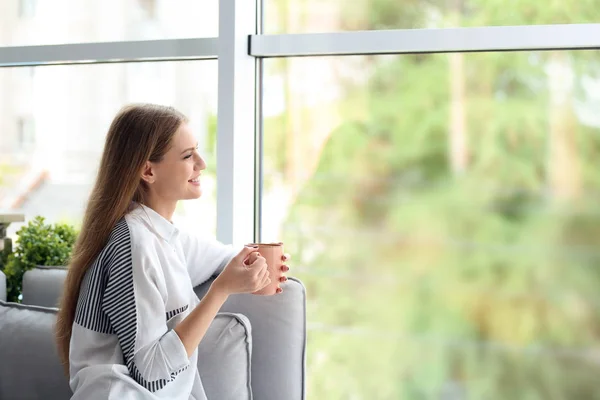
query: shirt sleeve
[
  {"left": 102, "top": 236, "right": 190, "bottom": 393},
  {"left": 178, "top": 230, "right": 237, "bottom": 288}
]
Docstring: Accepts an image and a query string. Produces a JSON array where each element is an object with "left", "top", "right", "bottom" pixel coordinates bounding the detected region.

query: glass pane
[
  {"left": 264, "top": 0, "right": 600, "bottom": 33},
  {"left": 0, "top": 61, "right": 218, "bottom": 237},
  {"left": 262, "top": 50, "right": 600, "bottom": 399},
  {"left": 1, "top": 0, "right": 217, "bottom": 46}
]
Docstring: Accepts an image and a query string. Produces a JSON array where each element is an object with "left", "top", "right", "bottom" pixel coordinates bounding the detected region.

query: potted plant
[{"left": 2, "top": 216, "right": 77, "bottom": 303}]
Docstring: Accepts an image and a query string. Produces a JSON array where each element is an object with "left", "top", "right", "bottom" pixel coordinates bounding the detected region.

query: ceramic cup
[{"left": 247, "top": 242, "right": 284, "bottom": 295}]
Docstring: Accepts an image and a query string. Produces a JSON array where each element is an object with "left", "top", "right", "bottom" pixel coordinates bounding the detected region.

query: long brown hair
[{"left": 55, "top": 103, "right": 187, "bottom": 375}]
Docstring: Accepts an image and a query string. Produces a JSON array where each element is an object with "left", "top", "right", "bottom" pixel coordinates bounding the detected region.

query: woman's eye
[{"left": 183, "top": 154, "right": 193, "bottom": 160}]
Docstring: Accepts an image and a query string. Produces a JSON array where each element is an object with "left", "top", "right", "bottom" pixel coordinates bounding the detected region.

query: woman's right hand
[{"left": 212, "top": 246, "right": 271, "bottom": 296}]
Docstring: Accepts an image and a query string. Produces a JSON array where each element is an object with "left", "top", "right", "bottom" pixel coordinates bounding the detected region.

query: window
[
  {"left": 16, "top": 117, "right": 35, "bottom": 150},
  {"left": 137, "top": 0, "right": 157, "bottom": 19},
  {"left": 263, "top": 0, "right": 600, "bottom": 33},
  {"left": 3, "top": 0, "right": 217, "bottom": 46},
  {"left": 262, "top": 50, "right": 600, "bottom": 398},
  {"left": 18, "top": 0, "right": 37, "bottom": 19},
  {"left": 3, "top": 1, "right": 598, "bottom": 398},
  {"left": 0, "top": 61, "right": 218, "bottom": 236}
]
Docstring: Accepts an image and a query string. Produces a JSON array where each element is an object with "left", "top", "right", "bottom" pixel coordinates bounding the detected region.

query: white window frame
[{"left": 0, "top": 7, "right": 600, "bottom": 246}]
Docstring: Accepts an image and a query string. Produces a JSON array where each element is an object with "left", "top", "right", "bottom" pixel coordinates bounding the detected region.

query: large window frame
[{"left": 1, "top": 3, "right": 600, "bottom": 246}]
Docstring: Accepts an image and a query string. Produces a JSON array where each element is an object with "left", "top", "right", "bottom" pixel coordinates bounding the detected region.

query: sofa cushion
[
  {"left": 0, "top": 301, "right": 72, "bottom": 400},
  {"left": 198, "top": 312, "right": 253, "bottom": 399},
  {"left": 195, "top": 277, "right": 307, "bottom": 400},
  {"left": 21, "top": 266, "right": 67, "bottom": 307},
  {"left": 0, "top": 270, "right": 6, "bottom": 302}
]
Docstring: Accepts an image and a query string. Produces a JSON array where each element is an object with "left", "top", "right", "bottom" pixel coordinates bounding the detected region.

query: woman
[{"left": 55, "top": 104, "right": 289, "bottom": 399}]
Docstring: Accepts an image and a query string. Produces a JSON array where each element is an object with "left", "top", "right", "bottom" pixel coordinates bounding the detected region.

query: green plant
[{"left": 4, "top": 216, "right": 77, "bottom": 303}]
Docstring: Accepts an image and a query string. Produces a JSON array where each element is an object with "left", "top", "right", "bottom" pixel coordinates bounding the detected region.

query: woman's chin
[{"left": 187, "top": 189, "right": 203, "bottom": 199}]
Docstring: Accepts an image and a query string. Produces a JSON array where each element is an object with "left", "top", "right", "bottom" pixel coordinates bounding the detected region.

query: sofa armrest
[
  {"left": 0, "top": 270, "right": 6, "bottom": 302},
  {"left": 194, "top": 277, "right": 307, "bottom": 400}
]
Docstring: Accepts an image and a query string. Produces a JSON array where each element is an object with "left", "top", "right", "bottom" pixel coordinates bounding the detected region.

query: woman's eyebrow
[{"left": 180, "top": 144, "right": 199, "bottom": 155}]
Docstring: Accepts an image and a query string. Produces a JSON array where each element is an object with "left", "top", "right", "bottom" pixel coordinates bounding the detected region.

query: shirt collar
[{"left": 130, "top": 203, "right": 179, "bottom": 244}]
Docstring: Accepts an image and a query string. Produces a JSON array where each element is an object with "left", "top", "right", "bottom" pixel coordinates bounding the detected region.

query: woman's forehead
[{"left": 172, "top": 123, "right": 197, "bottom": 147}]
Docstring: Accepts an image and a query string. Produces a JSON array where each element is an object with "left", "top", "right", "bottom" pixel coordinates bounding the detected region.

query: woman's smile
[{"left": 188, "top": 175, "right": 201, "bottom": 186}]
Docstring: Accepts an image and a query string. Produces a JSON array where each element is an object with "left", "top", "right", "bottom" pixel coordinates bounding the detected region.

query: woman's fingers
[{"left": 252, "top": 269, "right": 269, "bottom": 291}]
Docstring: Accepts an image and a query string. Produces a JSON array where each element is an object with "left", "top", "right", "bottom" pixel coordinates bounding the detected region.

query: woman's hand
[
  {"left": 212, "top": 246, "right": 271, "bottom": 296},
  {"left": 281, "top": 253, "right": 291, "bottom": 276},
  {"left": 245, "top": 250, "right": 291, "bottom": 287},
  {"left": 277, "top": 253, "right": 291, "bottom": 292}
]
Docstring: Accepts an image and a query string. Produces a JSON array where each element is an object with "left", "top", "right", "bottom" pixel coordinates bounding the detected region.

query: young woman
[{"left": 55, "top": 104, "right": 289, "bottom": 399}]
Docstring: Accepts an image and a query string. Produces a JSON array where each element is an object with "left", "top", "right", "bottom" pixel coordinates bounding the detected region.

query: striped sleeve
[{"left": 102, "top": 223, "right": 190, "bottom": 393}]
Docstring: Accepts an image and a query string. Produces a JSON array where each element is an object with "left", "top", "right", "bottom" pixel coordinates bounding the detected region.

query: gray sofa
[{"left": 0, "top": 267, "right": 306, "bottom": 400}]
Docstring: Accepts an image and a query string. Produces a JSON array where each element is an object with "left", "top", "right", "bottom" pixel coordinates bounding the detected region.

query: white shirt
[{"left": 69, "top": 203, "right": 236, "bottom": 400}]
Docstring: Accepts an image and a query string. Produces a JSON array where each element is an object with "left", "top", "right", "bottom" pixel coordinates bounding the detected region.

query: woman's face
[{"left": 146, "top": 122, "right": 206, "bottom": 203}]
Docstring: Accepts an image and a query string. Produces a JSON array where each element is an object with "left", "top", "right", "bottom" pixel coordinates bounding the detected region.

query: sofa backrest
[
  {"left": 209, "top": 278, "right": 307, "bottom": 400},
  {"left": 22, "top": 266, "right": 67, "bottom": 307},
  {"left": 0, "top": 301, "right": 72, "bottom": 400}
]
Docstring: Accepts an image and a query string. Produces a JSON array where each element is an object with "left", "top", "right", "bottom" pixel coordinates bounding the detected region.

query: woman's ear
[{"left": 140, "top": 161, "right": 155, "bottom": 184}]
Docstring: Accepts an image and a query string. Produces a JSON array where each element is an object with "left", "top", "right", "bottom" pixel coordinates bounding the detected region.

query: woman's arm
[
  {"left": 178, "top": 230, "right": 237, "bottom": 287},
  {"left": 103, "top": 239, "right": 190, "bottom": 392},
  {"left": 174, "top": 245, "right": 268, "bottom": 356},
  {"left": 173, "top": 284, "right": 228, "bottom": 357}
]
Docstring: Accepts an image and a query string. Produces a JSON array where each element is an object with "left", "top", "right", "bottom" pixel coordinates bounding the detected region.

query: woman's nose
[{"left": 195, "top": 154, "right": 206, "bottom": 170}]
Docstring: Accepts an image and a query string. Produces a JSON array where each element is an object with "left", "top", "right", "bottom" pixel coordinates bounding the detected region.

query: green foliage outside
[
  {"left": 266, "top": 0, "right": 600, "bottom": 399},
  {"left": 2, "top": 217, "right": 77, "bottom": 303},
  {"left": 204, "top": 112, "right": 218, "bottom": 175}
]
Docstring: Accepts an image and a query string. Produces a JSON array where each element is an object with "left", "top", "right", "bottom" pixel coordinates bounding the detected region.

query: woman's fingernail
[
  {"left": 279, "top": 276, "right": 287, "bottom": 282},
  {"left": 276, "top": 288, "right": 283, "bottom": 294},
  {"left": 281, "top": 266, "right": 289, "bottom": 272}
]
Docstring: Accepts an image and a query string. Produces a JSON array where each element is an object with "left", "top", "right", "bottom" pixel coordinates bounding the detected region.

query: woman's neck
[{"left": 142, "top": 197, "right": 177, "bottom": 222}]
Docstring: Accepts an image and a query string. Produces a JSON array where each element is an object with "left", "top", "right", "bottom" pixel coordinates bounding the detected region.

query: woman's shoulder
[
  {"left": 101, "top": 214, "right": 157, "bottom": 255},
  {"left": 99, "top": 217, "right": 164, "bottom": 279}
]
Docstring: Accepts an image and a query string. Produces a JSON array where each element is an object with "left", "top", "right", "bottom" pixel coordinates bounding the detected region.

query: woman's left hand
[
  {"left": 244, "top": 250, "right": 291, "bottom": 294},
  {"left": 277, "top": 253, "right": 291, "bottom": 293}
]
